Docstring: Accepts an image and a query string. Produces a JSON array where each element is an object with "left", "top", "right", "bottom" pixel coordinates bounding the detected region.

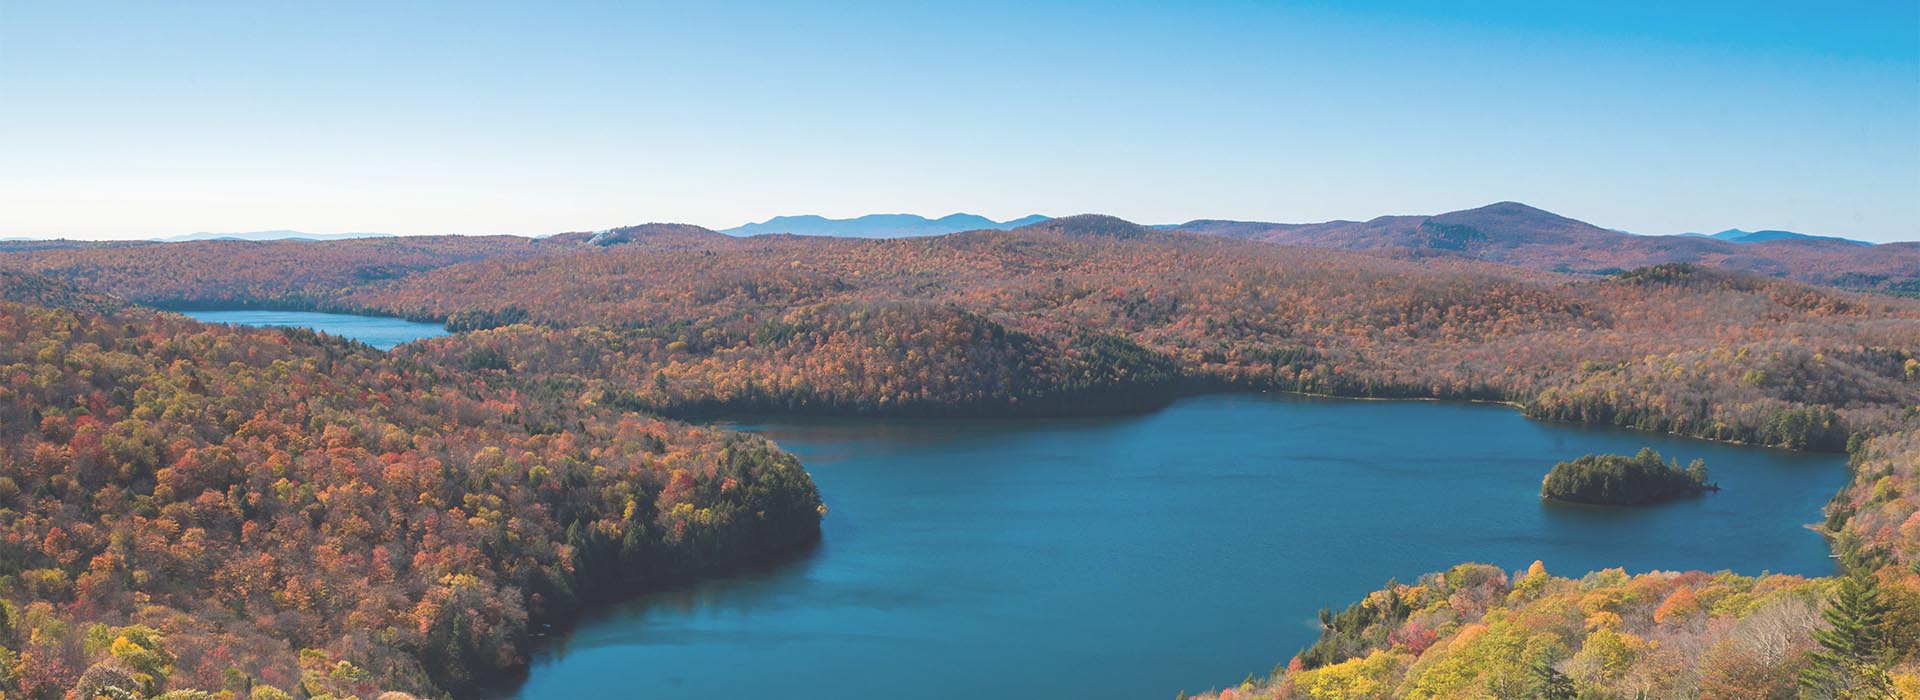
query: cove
[
  {"left": 510, "top": 393, "right": 1845, "bottom": 700},
  {"left": 179, "top": 309, "right": 448, "bottom": 350}
]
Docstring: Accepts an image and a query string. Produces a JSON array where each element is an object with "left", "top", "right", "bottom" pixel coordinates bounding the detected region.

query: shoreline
[
  {"left": 493, "top": 389, "right": 1859, "bottom": 700},
  {"left": 161, "top": 307, "right": 1865, "bottom": 698},
  {"left": 478, "top": 519, "right": 825, "bottom": 699},
  {"left": 520, "top": 530, "right": 824, "bottom": 645},
  {"left": 155, "top": 305, "right": 1859, "bottom": 456}
]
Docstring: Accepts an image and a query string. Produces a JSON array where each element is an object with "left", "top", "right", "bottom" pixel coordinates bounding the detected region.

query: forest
[
  {"left": 1197, "top": 559, "right": 1919, "bottom": 699},
  {"left": 1, "top": 216, "right": 1917, "bottom": 698},
  {"left": 0, "top": 296, "right": 821, "bottom": 698},
  {"left": 0, "top": 236, "right": 553, "bottom": 311},
  {"left": 353, "top": 223, "right": 1919, "bottom": 455},
  {"left": 5, "top": 220, "right": 1912, "bottom": 445}
]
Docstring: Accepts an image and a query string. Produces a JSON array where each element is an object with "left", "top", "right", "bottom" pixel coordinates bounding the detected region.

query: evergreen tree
[
  {"left": 1799, "top": 573, "right": 1894, "bottom": 700},
  {"left": 1529, "top": 660, "right": 1576, "bottom": 700}
]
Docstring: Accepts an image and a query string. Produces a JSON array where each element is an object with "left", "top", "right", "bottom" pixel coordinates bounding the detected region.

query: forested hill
[
  {"left": 0, "top": 298, "right": 822, "bottom": 698},
  {"left": 335, "top": 217, "right": 1919, "bottom": 452},
  {"left": 0, "top": 269, "right": 130, "bottom": 316},
  {"left": 1176, "top": 202, "right": 1920, "bottom": 296},
  {"left": 0, "top": 235, "right": 557, "bottom": 309},
  {"left": 3, "top": 217, "right": 1912, "bottom": 449}
]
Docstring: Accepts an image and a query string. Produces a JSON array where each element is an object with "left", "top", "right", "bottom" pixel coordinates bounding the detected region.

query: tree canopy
[{"left": 0, "top": 301, "right": 821, "bottom": 698}]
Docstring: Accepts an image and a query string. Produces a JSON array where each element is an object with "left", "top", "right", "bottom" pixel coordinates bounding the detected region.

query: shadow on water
[{"left": 492, "top": 535, "right": 828, "bottom": 698}]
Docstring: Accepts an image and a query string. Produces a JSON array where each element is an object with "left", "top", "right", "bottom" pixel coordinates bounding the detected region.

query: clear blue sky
[{"left": 3, "top": 1, "right": 1916, "bottom": 241}]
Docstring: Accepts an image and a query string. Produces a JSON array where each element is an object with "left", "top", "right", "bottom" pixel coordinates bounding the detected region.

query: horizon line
[{"left": 2, "top": 202, "right": 1909, "bottom": 244}]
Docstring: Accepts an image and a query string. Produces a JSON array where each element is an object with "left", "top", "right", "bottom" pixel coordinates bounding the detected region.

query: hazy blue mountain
[
  {"left": 158, "top": 230, "right": 395, "bottom": 242},
  {"left": 999, "top": 214, "right": 1053, "bottom": 228},
  {"left": 724, "top": 213, "right": 1050, "bottom": 238},
  {"left": 1694, "top": 229, "right": 1871, "bottom": 246}
]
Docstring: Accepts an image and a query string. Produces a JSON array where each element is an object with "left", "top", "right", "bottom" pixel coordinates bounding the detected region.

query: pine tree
[{"left": 1799, "top": 573, "right": 1894, "bottom": 700}]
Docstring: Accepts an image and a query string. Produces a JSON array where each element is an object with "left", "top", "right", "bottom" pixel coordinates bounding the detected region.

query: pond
[{"left": 179, "top": 309, "right": 448, "bottom": 350}]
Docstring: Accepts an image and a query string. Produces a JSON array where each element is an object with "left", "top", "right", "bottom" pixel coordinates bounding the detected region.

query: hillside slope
[{"left": 0, "top": 299, "right": 822, "bottom": 698}]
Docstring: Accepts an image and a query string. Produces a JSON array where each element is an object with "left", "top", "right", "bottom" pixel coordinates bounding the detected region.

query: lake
[
  {"left": 204, "top": 312, "right": 1847, "bottom": 699},
  {"left": 513, "top": 396, "right": 1845, "bottom": 699},
  {"left": 180, "top": 309, "right": 448, "bottom": 350}
]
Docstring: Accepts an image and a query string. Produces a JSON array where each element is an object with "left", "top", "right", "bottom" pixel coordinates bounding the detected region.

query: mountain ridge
[
  {"left": 1172, "top": 202, "right": 1918, "bottom": 295},
  {"left": 1686, "top": 228, "right": 1872, "bottom": 246}
]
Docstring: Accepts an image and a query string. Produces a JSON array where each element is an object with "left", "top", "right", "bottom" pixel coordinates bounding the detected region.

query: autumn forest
[{"left": 1, "top": 209, "right": 1917, "bottom": 699}]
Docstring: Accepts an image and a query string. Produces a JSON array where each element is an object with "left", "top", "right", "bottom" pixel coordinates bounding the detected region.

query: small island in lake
[{"left": 1540, "top": 448, "right": 1718, "bottom": 505}]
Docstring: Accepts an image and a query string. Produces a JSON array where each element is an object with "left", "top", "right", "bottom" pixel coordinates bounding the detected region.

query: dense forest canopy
[
  {"left": 334, "top": 220, "right": 1919, "bottom": 453},
  {"left": 0, "top": 236, "right": 556, "bottom": 310},
  {"left": 0, "top": 298, "right": 821, "bottom": 698},
  {"left": 1205, "top": 559, "right": 1919, "bottom": 700},
  {"left": 1, "top": 214, "right": 1917, "bottom": 699}
]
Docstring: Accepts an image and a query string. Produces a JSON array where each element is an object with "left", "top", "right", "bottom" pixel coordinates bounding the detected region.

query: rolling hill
[{"left": 1174, "top": 202, "right": 1919, "bottom": 295}]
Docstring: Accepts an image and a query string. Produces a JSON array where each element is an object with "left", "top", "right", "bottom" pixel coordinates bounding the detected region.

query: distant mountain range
[
  {"left": 1171, "top": 202, "right": 1918, "bottom": 295},
  {"left": 157, "top": 230, "right": 394, "bottom": 242},
  {"left": 549, "top": 205, "right": 1918, "bottom": 296},
  {"left": 6, "top": 207, "right": 1910, "bottom": 294},
  {"left": 723, "top": 213, "right": 1050, "bottom": 238},
  {"left": 1678, "top": 229, "right": 1871, "bottom": 246}
]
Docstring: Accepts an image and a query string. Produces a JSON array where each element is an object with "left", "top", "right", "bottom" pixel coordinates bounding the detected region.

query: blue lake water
[
  {"left": 180, "top": 309, "right": 448, "bottom": 350},
  {"left": 512, "top": 395, "right": 1845, "bottom": 700},
  {"left": 198, "top": 312, "right": 1847, "bottom": 700}
]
